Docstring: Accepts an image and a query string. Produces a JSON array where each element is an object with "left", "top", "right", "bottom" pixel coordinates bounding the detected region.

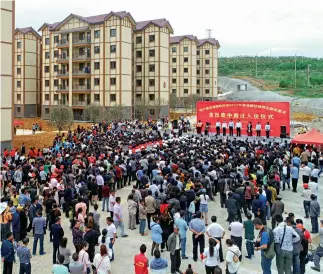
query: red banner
[{"left": 196, "top": 101, "right": 290, "bottom": 137}]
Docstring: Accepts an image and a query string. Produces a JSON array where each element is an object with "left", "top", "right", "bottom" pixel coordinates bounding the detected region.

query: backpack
[{"left": 263, "top": 227, "right": 276, "bottom": 259}]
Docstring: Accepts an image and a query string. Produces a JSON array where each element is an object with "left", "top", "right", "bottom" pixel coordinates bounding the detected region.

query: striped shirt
[{"left": 17, "top": 245, "right": 31, "bottom": 264}]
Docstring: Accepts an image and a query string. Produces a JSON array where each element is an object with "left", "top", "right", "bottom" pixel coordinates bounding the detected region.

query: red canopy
[
  {"left": 291, "top": 129, "right": 323, "bottom": 145},
  {"left": 14, "top": 120, "right": 24, "bottom": 126}
]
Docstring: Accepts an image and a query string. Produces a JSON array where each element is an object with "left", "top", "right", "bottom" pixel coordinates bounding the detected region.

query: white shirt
[
  {"left": 256, "top": 124, "right": 261, "bottom": 131},
  {"left": 283, "top": 166, "right": 288, "bottom": 175},
  {"left": 301, "top": 166, "right": 311, "bottom": 176},
  {"left": 228, "top": 122, "right": 234, "bottom": 128},
  {"left": 174, "top": 212, "right": 180, "bottom": 222},
  {"left": 107, "top": 223, "right": 116, "bottom": 238},
  {"left": 200, "top": 194, "right": 210, "bottom": 204},
  {"left": 206, "top": 223, "right": 224, "bottom": 238},
  {"left": 226, "top": 246, "right": 241, "bottom": 273},
  {"left": 309, "top": 181, "right": 319, "bottom": 196},
  {"left": 236, "top": 122, "right": 242, "bottom": 128},
  {"left": 113, "top": 203, "right": 123, "bottom": 221},
  {"left": 216, "top": 122, "right": 221, "bottom": 127},
  {"left": 229, "top": 221, "right": 243, "bottom": 237},
  {"left": 108, "top": 195, "right": 116, "bottom": 212},
  {"left": 265, "top": 124, "right": 270, "bottom": 131},
  {"left": 222, "top": 123, "right": 227, "bottom": 129},
  {"left": 93, "top": 254, "right": 111, "bottom": 274},
  {"left": 203, "top": 244, "right": 220, "bottom": 267}
]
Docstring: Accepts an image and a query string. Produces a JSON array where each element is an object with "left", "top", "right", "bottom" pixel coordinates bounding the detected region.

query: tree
[
  {"left": 154, "top": 97, "right": 169, "bottom": 118},
  {"left": 108, "top": 104, "right": 126, "bottom": 121},
  {"left": 169, "top": 93, "right": 179, "bottom": 111},
  {"left": 49, "top": 105, "right": 74, "bottom": 134},
  {"left": 187, "top": 94, "right": 201, "bottom": 111},
  {"left": 134, "top": 98, "right": 150, "bottom": 121},
  {"left": 84, "top": 104, "right": 107, "bottom": 123}
]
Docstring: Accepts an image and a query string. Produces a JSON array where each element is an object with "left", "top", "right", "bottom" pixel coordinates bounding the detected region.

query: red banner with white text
[{"left": 196, "top": 101, "right": 290, "bottom": 137}]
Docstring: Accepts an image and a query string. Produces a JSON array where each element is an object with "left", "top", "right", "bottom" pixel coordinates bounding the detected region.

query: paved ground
[{"left": 6, "top": 174, "right": 323, "bottom": 274}]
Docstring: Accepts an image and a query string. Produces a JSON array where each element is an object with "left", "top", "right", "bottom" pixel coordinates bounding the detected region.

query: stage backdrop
[{"left": 196, "top": 101, "right": 290, "bottom": 137}]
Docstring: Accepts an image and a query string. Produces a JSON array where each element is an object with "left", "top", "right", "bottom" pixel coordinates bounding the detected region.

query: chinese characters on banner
[{"left": 196, "top": 101, "right": 290, "bottom": 137}]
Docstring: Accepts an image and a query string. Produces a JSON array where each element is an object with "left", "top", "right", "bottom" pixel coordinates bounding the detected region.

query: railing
[
  {"left": 57, "top": 54, "right": 69, "bottom": 61},
  {"left": 72, "top": 68, "right": 91, "bottom": 76},
  {"left": 72, "top": 85, "right": 91, "bottom": 91},
  {"left": 72, "top": 100, "right": 91, "bottom": 106},
  {"left": 72, "top": 53, "right": 91, "bottom": 60},
  {"left": 72, "top": 38, "right": 91, "bottom": 44},
  {"left": 57, "top": 85, "right": 69, "bottom": 91},
  {"left": 58, "top": 39, "right": 69, "bottom": 46},
  {"left": 57, "top": 70, "right": 69, "bottom": 76}
]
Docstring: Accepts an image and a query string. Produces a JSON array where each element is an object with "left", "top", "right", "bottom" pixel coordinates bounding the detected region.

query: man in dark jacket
[
  {"left": 1, "top": 232, "right": 15, "bottom": 273},
  {"left": 51, "top": 217, "right": 64, "bottom": 264},
  {"left": 235, "top": 184, "right": 248, "bottom": 216},
  {"left": 217, "top": 176, "right": 227, "bottom": 208},
  {"left": 84, "top": 224, "right": 98, "bottom": 262},
  {"left": 63, "top": 184, "right": 73, "bottom": 218},
  {"left": 226, "top": 192, "right": 239, "bottom": 223}
]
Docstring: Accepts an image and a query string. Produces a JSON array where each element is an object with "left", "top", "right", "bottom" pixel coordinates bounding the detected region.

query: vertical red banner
[{"left": 196, "top": 101, "right": 290, "bottom": 137}]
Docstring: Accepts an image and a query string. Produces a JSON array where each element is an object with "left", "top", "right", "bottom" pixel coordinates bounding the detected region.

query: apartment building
[
  {"left": 14, "top": 27, "right": 41, "bottom": 117},
  {"left": 39, "top": 11, "right": 136, "bottom": 119},
  {"left": 133, "top": 19, "right": 173, "bottom": 118},
  {"left": 170, "top": 35, "right": 198, "bottom": 101},
  {"left": 1, "top": 0, "right": 15, "bottom": 150},
  {"left": 197, "top": 38, "right": 220, "bottom": 99}
]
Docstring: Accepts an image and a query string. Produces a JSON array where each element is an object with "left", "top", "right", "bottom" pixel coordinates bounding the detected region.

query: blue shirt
[
  {"left": 52, "top": 264, "right": 69, "bottom": 274},
  {"left": 291, "top": 166, "right": 299, "bottom": 179},
  {"left": 259, "top": 194, "right": 267, "bottom": 210},
  {"left": 1, "top": 240, "right": 15, "bottom": 262},
  {"left": 175, "top": 218, "right": 188, "bottom": 239},
  {"left": 292, "top": 157, "right": 301, "bottom": 166},
  {"left": 17, "top": 245, "right": 31, "bottom": 264},
  {"left": 32, "top": 216, "right": 46, "bottom": 234},
  {"left": 189, "top": 218, "right": 206, "bottom": 234},
  {"left": 260, "top": 231, "right": 270, "bottom": 254}
]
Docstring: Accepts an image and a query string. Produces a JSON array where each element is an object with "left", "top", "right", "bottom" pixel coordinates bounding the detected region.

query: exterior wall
[
  {"left": 1, "top": 0, "right": 14, "bottom": 150},
  {"left": 14, "top": 30, "right": 41, "bottom": 117}
]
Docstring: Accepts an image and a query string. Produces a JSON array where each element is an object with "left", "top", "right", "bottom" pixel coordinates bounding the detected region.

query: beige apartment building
[
  {"left": 39, "top": 11, "right": 136, "bottom": 119},
  {"left": 1, "top": 0, "right": 15, "bottom": 150},
  {"left": 14, "top": 27, "right": 41, "bottom": 117}
]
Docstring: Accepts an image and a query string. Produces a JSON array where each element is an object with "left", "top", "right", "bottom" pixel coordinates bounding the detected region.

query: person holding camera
[{"left": 253, "top": 218, "right": 275, "bottom": 274}]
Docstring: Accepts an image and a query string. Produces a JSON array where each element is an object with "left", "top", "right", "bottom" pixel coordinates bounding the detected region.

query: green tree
[
  {"left": 49, "top": 105, "right": 74, "bottom": 134},
  {"left": 84, "top": 104, "right": 107, "bottom": 123},
  {"left": 108, "top": 104, "right": 126, "bottom": 121}
]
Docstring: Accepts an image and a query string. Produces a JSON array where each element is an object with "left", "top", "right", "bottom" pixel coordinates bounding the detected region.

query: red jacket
[{"left": 134, "top": 253, "right": 148, "bottom": 274}]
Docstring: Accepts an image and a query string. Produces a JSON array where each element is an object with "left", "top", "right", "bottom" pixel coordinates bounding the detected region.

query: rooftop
[
  {"left": 170, "top": 35, "right": 198, "bottom": 44},
  {"left": 15, "top": 27, "right": 41, "bottom": 39}
]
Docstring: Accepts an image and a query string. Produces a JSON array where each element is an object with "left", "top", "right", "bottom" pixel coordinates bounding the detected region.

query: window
[
  {"left": 197, "top": 69, "right": 200, "bottom": 75},
  {"left": 54, "top": 50, "right": 59, "bottom": 58},
  {"left": 172, "top": 89, "right": 176, "bottom": 94},
  {"left": 197, "top": 89, "right": 200, "bottom": 94},
  {"left": 136, "top": 36, "right": 142, "bottom": 44},
  {"left": 44, "top": 66, "right": 49, "bottom": 73},
  {"left": 149, "top": 109, "right": 155, "bottom": 115},
  {"left": 45, "top": 80, "right": 49, "bottom": 87},
  {"left": 136, "top": 51, "right": 142, "bottom": 58},
  {"left": 17, "top": 41, "right": 21, "bottom": 49},
  {"left": 45, "top": 108, "right": 50, "bottom": 115},
  {"left": 94, "top": 30, "right": 100, "bottom": 38},
  {"left": 136, "top": 93, "right": 142, "bottom": 100},
  {"left": 79, "top": 94, "right": 84, "bottom": 101},
  {"left": 172, "top": 47, "right": 176, "bottom": 53},
  {"left": 149, "top": 49, "right": 155, "bottom": 57},
  {"left": 94, "top": 78, "right": 100, "bottom": 86},
  {"left": 94, "top": 94, "right": 100, "bottom": 101},
  {"left": 54, "top": 79, "right": 58, "bottom": 86},
  {"left": 94, "top": 62, "right": 100, "bottom": 70},
  {"left": 17, "top": 67, "right": 21, "bottom": 74},
  {"left": 172, "top": 78, "right": 176, "bottom": 84},
  {"left": 205, "top": 59, "right": 210, "bottom": 65},
  {"left": 110, "top": 29, "right": 116, "bottom": 37},
  {"left": 110, "top": 61, "right": 116, "bottom": 69},
  {"left": 205, "top": 49, "right": 210, "bottom": 55},
  {"left": 172, "top": 68, "right": 176, "bottom": 73},
  {"left": 110, "top": 78, "right": 116, "bottom": 85},
  {"left": 184, "top": 68, "right": 188, "bottom": 73},
  {"left": 197, "top": 79, "right": 200, "bottom": 85},
  {"left": 110, "top": 45, "right": 116, "bottom": 53},
  {"left": 149, "top": 94, "right": 155, "bottom": 101},
  {"left": 184, "top": 57, "right": 188, "bottom": 63},
  {"left": 197, "top": 60, "right": 200, "bottom": 65},
  {"left": 205, "top": 79, "right": 210, "bottom": 84},
  {"left": 149, "top": 79, "right": 155, "bottom": 87},
  {"left": 184, "top": 89, "right": 188, "bottom": 94},
  {"left": 110, "top": 94, "right": 116, "bottom": 102},
  {"left": 172, "top": 58, "right": 176, "bottom": 63},
  {"left": 149, "top": 35, "right": 155, "bottom": 42},
  {"left": 17, "top": 106, "right": 21, "bottom": 113},
  {"left": 54, "top": 94, "right": 58, "bottom": 101},
  {"left": 197, "top": 50, "right": 200, "bottom": 55},
  {"left": 136, "top": 65, "right": 142, "bottom": 73},
  {"left": 136, "top": 79, "right": 142, "bottom": 87},
  {"left": 79, "top": 79, "right": 84, "bottom": 86},
  {"left": 17, "top": 55, "right": 21, "bottom": 62},
  {"left": 45, "top": 94, "right": 50, "bottom": 101},
  {"left": 45, "top": 38, "right": 50, "bottom": 45},
  {"left": 205, "top": 89, "right": 210, "bottom": 94},
  {"left": 184, "top": 46, "right": 188, "bottom": 52},
  {"left": 17, "top": 81, "right": 21, "bottom": 88},
  {"left": 54, "top": 65, "right": 58, "bottom": 72},
  {"left": 17, "top": 94, "right": 21, "bottom": 101},
  {"left": 94, "top": 46, "right": 100, "bottom": 54},
  {"left": 45, "top": 52, "right": 50, "bottom": 59},
  {"left": 184, "top": 78, "right": 188, "bottom": 84},
  {"left": 149, "top": 64, "right": 155, "bottom": 72},
  {"left": 54, "top": 36, "right": 59, "bottom": 43},
  {"left": 205, "top": 69, "right": 209, "bottom": 74}
]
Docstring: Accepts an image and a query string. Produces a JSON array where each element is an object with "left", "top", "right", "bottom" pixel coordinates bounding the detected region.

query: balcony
[
  {"left": 72, "top": 37, "right": 91, "bottom": 46},
  {"left": 72, "top": 85, "right": 91, "bottom": 92},
  {"left": 56, "top": 85, "right": 69, "bottom": 92},
  {"left": 57, "top": 39, "right": 69, "bottom": 48},
  {"left": 72, "top": 100, "right": 91, "bottom": 106},
  {"left": 72, "top": 67, "right": 91, "bottom": 77},
  {"left": 57, "top": 70, "right": 69, "bottom": 77},
  {"left": 72, "top": 53, "right": 91, "bottom": 61},
  {"left": 56, "top": 54, "right": 69, "bottom": 63}
]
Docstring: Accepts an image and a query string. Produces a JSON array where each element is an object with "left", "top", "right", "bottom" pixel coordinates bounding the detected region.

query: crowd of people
[{"left": 0, "top": 120, "right": 323, "bottom": 274}]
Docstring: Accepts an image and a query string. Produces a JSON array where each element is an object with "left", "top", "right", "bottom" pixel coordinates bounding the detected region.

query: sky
[{"left": 15, "top": 0, "right": 323, "bottom": 57}]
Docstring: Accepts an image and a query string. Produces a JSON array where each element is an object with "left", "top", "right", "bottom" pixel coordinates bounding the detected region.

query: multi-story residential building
[
  {"left": 14, "top": 27, "right": 42, "bottom": 117},
  {"left": 170, "top": 35, "right": 198, "bottom": 102},
  {"left": 39, "top": 11, "right": 136, "bottom": 119},
  {"left": 1, "top": 0, "right": 15, "bottom": 150},
  {"left": 197, "top": 38, "right": 220, "bottom": 100},
  {"left": 132, "top": 19, "right": 173, "bottom": 118}
]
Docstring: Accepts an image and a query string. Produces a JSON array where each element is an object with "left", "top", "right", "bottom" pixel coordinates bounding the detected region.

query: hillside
[{"left": 219, "top": 56, "right": 323, "bottom": 98}]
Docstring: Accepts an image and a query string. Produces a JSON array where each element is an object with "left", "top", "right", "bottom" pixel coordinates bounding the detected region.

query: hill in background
[{"left": 219, "top": 56, "right": 323, "bottom": 98}]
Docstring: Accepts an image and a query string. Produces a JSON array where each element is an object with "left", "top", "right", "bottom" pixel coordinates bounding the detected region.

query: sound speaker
[
  {"left": 173, "top": 120, "right": 178, "bottom": 129},
  {"left": 280, "top": 125, "right": 287, "bottom": 138}
]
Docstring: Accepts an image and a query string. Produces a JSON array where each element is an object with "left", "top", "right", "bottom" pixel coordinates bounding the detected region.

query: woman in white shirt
[
  {"left": 202, "top": 238, "right": 221, "bottom": 274},
  {"left": 78, "top": 242, "right": 91, "bottom": 274},
  {"left": 199, "top": 191, "right": 210, "bottom": 225},
  {"left": 225, "top": 239, "right": 241, "bottom": 274},
  {"left": 93, "top": 245, "right": 111, "bottom": 274},
  {"left": 97, "top": 229, "right": 112, "bottom": 259}
]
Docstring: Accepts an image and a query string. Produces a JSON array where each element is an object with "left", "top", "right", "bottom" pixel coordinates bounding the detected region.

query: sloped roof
[
  {"left": 198, "top": 38, "right": 220, "bottom": 48},
  {"left": 15, "top": 27, "right": 41, "bottom": 39},
  {"left": 291, "top": 129, "right": 323, "bottom": 145},
  {"left": 170, "top": 35, "right": 198, "bottom": 44},
  {"left": 135, "top": 18, "right": 174, "bottom": 33}
]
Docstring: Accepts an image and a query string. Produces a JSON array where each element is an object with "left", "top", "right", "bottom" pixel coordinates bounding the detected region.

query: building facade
[
  {"left": 1, "top": 0, "right": 15, "bottom": 150},
  {"left": 14, "top": 27, "right": 41, "bottom": 117}
]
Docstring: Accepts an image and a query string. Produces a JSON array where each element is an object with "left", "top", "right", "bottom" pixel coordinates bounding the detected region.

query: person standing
[
  {"left": 69, "top": 253, "right": 84, "bottom": 274},
  {"left": 108, "top": 191, "right": 116, "bottom": 218},
  {"left": 175, "top": 210, "right": 189, "bottom": 259},
  {"left": 291, "top": 164, "right": 299, "bottom": 192},
  {"left": 96, "top": 171, "right": 104, "bottom": 201},
  {"left": 229, "top": 217, "right": 243, "bottom": 261},
  {"left": 52, "top": 254, "right": 69, "bottom": 274},
  {"left": 150, "top": 249, "right": 168, "bottom": 274},
  {"left": 113, "top": 196, "right": 128, "bottom": 238},
  {"left": 51, "top": 217, "right": 64, "bottom": 264},
  {"left": 139, "top": 199, "right": 148, "bottom": 236},
  {"left": 228, "top": 119, "right": 234, "bottom": 136},
  {"left": 302, "top": 184, "right": 311, "bottom": 218},
  {"left": 270, "top": 195, "right": 284, "bottom": 229},
  {"left": 243, "top": 214, "right": 254, "bottom": 259},
  {"left": 225, "top": 239, "right": 241, "bottom": 274},
  {"left": 222, "top": 120, "right": 227, "bottom": 136},
  {"left": 256, "top": 122, "right": 261, "bottom": 137},
  {"left": 235, "top": 120, "right": 242, "bottom": 137},
  {"left": 72, "top": 221, "right": 83, "bottom": 252},
  {"left": 196, "top": 120, "right": 203, "bottom": 135},
  {"left": 84, "top": 224, "right": 99, "bottom": 262},
  {"left": 32, "top": 210, "right": 46, "bottom": 256},
  {"left": 296, "top": 219, "right": 311, "bottom": 274},
  {"left": 167, "top": 226, "right": 182, "bottom": 274},
  {"left": 189, "top": 211, "right": 206, "bottom": 262},
  {"left": 102, "top": 182, "right": 110, "bottom": 212},
  {"left": 311, "top": 220, "right": 323, "bottom": 272},
  {"left": 206, "top": 216, "right": 225, "bottom": 262},
  {"left": 93, "top": 245, "right": 111, "bottom": 274},
  {"left": 247, "top": 121, "right": 252, "bottom": 136},
  {"left": 134, "top": 244, "right": 149, "bottom": 274},
  {"left": 1, "top": 232, "right": 15, "bottom": 274},
  {"left": 265, "top": 122, "right": 270, "bottom": 138},
  {"left": 59, "top": 237, "right": 72, "bottom": 270},
  {"left": 310, "top": 194, "right": 320, "bottom": 233},
  {"left": 202, "top": 238, "right": 221, "bottom": 274},
  {"left": 215, "top": 120, "right": 221, "bottom": 136},
  {"left": 128, "top": 194, "right": 137, "bottom": 230},
  {"left": 145, "top": 190, "right": 156, "bottom": 230},
  {"left": 106, "top": 217, "right": 117, "bottom": 261},
  {"left": 150, "top": 217, "right": 163, "bottom": 256},
  {"left": 17, "top": 237, "right": 32, "bottom": 274}
]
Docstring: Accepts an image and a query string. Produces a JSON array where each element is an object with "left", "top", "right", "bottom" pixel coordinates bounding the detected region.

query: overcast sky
[{"left": 15, "top": 0, "right": 323, "bottom": 57}]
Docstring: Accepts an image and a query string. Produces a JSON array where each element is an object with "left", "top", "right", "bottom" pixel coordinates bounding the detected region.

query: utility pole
[
  {"left": 206, "top": 29, "right": 212, "bottom": 38},
  {"left": 307, "top": 64, "right": 311, "bottom": 89},
  {"left": 294, "top": 54, "right": 297, "bottom": 89},
  {"left": 255, "top": 54, "right": 258, "bottom": 78}
]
